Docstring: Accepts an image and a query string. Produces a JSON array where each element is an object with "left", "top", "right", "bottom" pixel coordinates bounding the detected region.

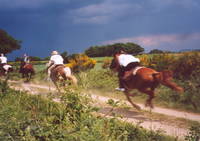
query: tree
[
  {"left": 85, "top": 42, "right": 144, "bottom": 57},
  {"left": 29, "top": 56, "right": 42, "bottom": 61},
  {"left": 15, "top": 57, "right": 23, "bottom": 62},
  {"left": 0, "top": 29, "right": 21, "bottom": 54},
  {"left": 149, "top": 49, "right": 164, "bottom": 54}
]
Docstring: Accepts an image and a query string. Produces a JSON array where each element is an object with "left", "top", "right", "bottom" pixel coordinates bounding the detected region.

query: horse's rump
[
  {"left": 3, "top": 64, "right": 13, "bottom": 71},
  {"left": 51, "top": 65, "right": 71, "bottom": 78},
  {"left": 129, "top": 67, "right": 158, "bottom": 81},
  {"left": 50, "top": 64, "right": 77, "bottom": 89},
  {"left": 20, "top": 63, "right": 35, "bottom": 76},
  {"left": 24, "top": 64, "right": 32, "bottom": 69}
]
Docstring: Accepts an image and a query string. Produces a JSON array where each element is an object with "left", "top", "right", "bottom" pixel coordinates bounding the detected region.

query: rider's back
[
  {"left": 0, "top": 56, "right": 7, "bottom": 64},
  {"left": 118, "top": 54, "right": 140, "bottom": 67},
  {"left": 50, "top": 55, "right": 63, "bottom": 65}
]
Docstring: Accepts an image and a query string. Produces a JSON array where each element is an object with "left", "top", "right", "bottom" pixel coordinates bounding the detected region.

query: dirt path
[{"left": 8, "top": 80, "right": 200, "bottom": 140}]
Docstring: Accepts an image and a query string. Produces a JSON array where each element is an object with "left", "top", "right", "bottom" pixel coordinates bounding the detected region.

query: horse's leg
[
  {"left": 64, "top": 75, "right": 77, "bottom": 85},
  {"left": 28, "top": 73, "right": 31, "bottom": 82},
  {"left": 69, "top": 75, "right": 77, "bottom": 85},
  {"left": 53, "top": 81, "right": 60, "bottom": 92},
  {"left": 25, "top": 73, "right": 29, "bottom": 82},
  {"left": 124, "top": 90, "right": 141, "bottom": 110},
  {"left": 139, "top": 88, "right": 155, "bottom": 108}
]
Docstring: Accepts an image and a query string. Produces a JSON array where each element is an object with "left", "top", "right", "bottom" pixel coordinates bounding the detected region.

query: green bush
[
  {"left": 78, "top": 69, "right": 118, "bottom": 91},
  {"left": 185, "top": 124, "right": 200, "bottom": 141},
  {"left": 154, "top": 77, "right": 200, "bottom": 112},
  {"left": 0, "top": 82, "right": 176, "bottom": 141}
]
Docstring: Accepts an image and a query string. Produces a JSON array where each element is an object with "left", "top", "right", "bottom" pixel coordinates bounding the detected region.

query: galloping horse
[
  {"left": 49, "top": 65, "right": 77, "bottom": 91},
  {"left": 110, "top": 56, "right": 184, "bottom": 110},
  {"left": 19, "top": 61, "right": 35, "bottom": 82}
]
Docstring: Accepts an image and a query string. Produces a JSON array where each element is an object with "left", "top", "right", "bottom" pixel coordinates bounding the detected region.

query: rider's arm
[{"left": 47, "top": 60, "right": 54, "bottom": 67}]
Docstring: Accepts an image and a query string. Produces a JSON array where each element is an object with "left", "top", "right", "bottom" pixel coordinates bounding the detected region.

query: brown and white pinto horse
[
  {"left": 49, "top": 65, "right": 77, "bottom": 91},
  {"left": 110, "top": 56, "right": 184, "bottom": 110},
  {"left": 19, "top": 62, "right": 35, "bottom": 82},
  {"left": 0, "top": 64, "right": 13, "bottom": 76}
]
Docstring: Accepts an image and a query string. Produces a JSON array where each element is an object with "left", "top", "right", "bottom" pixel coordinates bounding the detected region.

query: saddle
[
  {"left": 53, "top": 64, "right": 65, "bottom": 70},
  {"left": 51, "top": 64, "right": 65, "bottom": 74},
  {"left": 23, "top": 63, "right": 29, "bottom": 68},
  {"left": 122, "top": 66, "right": 144, "bottom": 80}
]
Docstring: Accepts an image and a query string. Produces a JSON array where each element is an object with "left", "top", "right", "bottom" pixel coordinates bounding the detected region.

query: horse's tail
[
  {"left": 63, "top": 67, "right": 77, "bottom": 85},
  {"left": 153, "top": 70, "right": 184, "bottom": 93}
]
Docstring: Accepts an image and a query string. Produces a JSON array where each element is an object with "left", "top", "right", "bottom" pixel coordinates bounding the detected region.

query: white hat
[{"left": 51, "top": 51, "right": 58, "bottom": 55}]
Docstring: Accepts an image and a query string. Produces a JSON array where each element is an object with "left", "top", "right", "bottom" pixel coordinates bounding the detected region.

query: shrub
[
  {"left": 148, "top": 54, "right": 176, "bottom": 71},
  {"left": 0, "top": 82, "right": 176, "bottom": 141},
  {"left": 66, "top": 54, "right": 96, "bottom": 72},
  {"left": 172, "top": 52, "right": 200, "bottom": 79},
  {"left": 185, "top": 124, "right": 200, "bottom": 141},
  {"left": 77, "top": 69, "right": 118, "bottom": 91}
]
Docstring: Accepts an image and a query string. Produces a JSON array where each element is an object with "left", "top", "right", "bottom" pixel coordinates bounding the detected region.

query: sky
[{"left": 0, "top": 0, "right": 200, "bottom": 60}]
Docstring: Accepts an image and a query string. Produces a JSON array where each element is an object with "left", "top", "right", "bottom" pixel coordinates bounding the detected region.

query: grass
[{"left": 0, "top": 81, "right": 178, "bottom": 141}]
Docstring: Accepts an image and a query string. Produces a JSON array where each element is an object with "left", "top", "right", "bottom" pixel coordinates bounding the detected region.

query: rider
[
  {"left": 23, "top": 53, "right": 30, "bottom": 64},
  {"left": 0, "top": 53, "right": 7, "bottom": 73},
  {"left": 115, "top": 49, "right": 140, "bottom": 91},
  {"left": 20, "top": 53, "right": 30, "bottom": 73},
  {"left": 47, "top": 50, "right": 64, "bottom": 79}
]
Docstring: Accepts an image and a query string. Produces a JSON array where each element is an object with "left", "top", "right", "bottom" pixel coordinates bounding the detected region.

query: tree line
[{"left": 85, "top": 43, "right": 144, "bottom": 57}]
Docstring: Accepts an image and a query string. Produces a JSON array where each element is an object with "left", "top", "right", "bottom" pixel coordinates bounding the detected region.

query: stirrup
[{"left": 115, "top": 87, "right": 125, "bottom": 92}]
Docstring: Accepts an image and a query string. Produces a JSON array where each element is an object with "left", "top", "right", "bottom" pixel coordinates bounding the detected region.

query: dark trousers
[{"left": 118, "top": 62, "right": 140, "bottom": 88}]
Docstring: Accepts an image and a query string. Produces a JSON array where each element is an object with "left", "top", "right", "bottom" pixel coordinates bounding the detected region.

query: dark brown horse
[
  {"left": 19, "top": 62, "right": 35, "bottom": 82},
  {"left": 49, "top": 65, "right": 77, "bottom": 91},
  {"left": 110, "top": 56, "right": 184, "bottom": 110}
]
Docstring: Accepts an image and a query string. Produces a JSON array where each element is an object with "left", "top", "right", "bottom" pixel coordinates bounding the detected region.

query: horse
[
  {"left": 110, "top": 56, "right": 184, "bottom": 110},
  {"left": 19, "top": 62, "right": 35, "bottom": 82},
  {"left": 49, "top": 65, "right": 77, "bottom": 91},
  {"left": 0, "top": 64, "right": 13, "bottom": 77}
]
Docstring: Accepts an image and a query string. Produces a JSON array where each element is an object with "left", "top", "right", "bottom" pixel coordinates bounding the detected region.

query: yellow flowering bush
[
  {"left": 172, "top": 52, "right": 200, "bottom": 79},
  {"left": 138, "top": 54, "right": 176, "bottom": 71},
  {"left": 138, "top": 54, "right": 151, "bottom": 67},
  {"left": 65, "top": 54, "right": 96, "bottom": 72}
]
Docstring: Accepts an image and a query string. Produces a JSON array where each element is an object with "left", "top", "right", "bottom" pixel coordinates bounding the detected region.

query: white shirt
[
  {"left": 118, "top": 54, "right": 140, "bottom": 67},
  {"left": 0, "top": 56, "right": 7, "bottom": 64},
  {"left": 50, "top": 54, "right": 64, "bottom": 65},
  {"left": 24, "top": 56, "right": 29, "bottom": 62}
]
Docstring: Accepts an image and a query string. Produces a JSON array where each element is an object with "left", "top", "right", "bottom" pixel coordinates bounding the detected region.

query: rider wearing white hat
[{"left": 47, "top": 51, "right": 64, "bottom": 79}]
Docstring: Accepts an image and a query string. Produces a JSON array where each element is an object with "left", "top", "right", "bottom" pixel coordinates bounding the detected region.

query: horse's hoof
[
  {"left": 150, "top": 104, "right": 154, "bottom": 109},
  {"left": 135, "top": 105, "right": 141, "bottom": 111},
  {"left": 145, "top": 102, "right": 149, "bottom": 107}
]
